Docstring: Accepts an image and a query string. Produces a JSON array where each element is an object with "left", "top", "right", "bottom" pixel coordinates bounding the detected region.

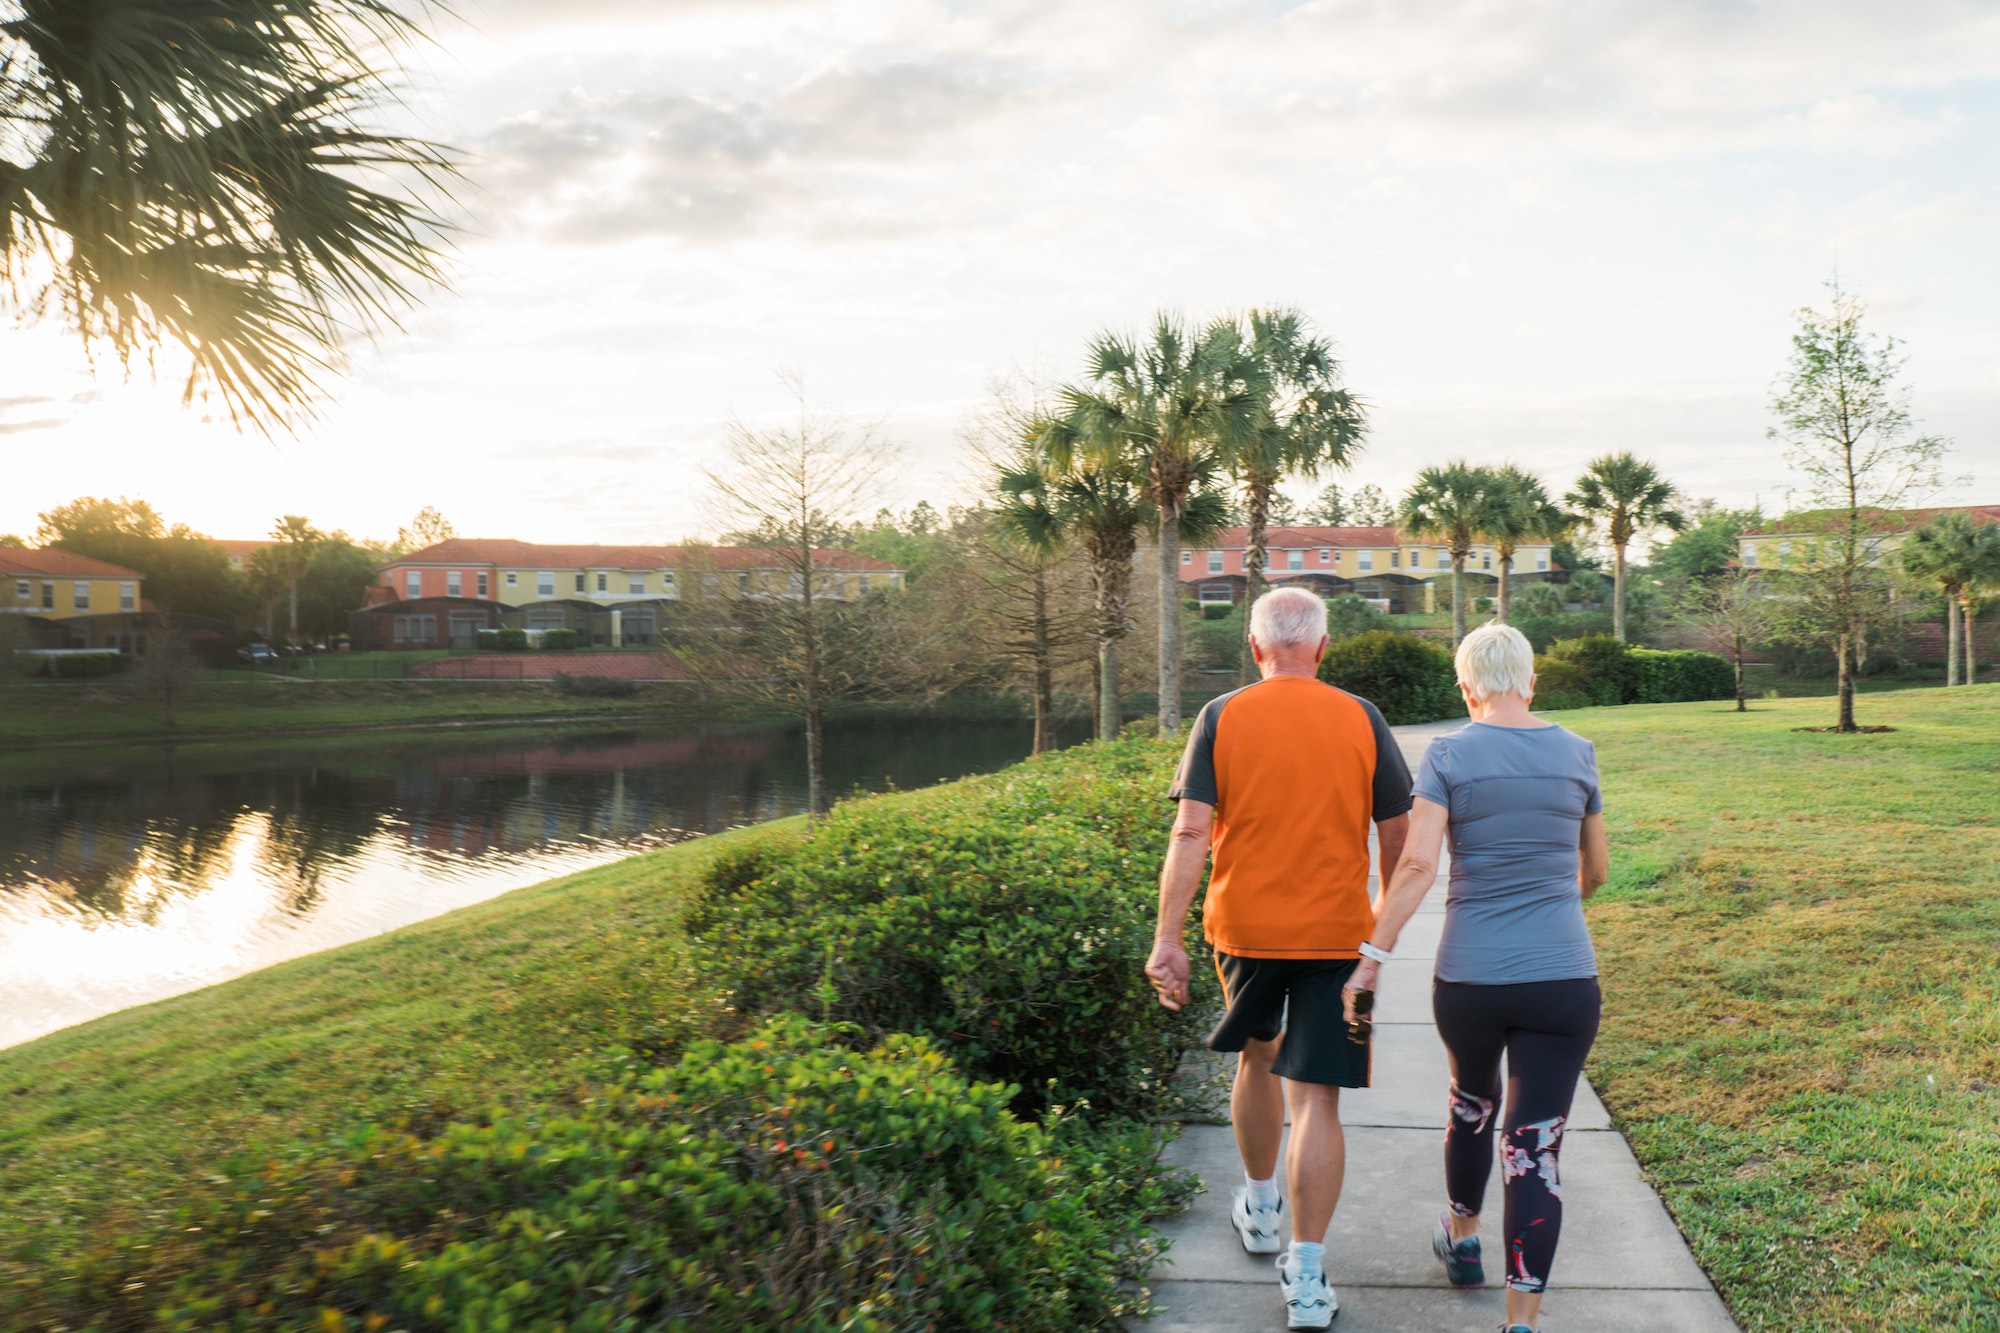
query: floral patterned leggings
[{"left": 1432, "top": 977, "right": 1602, "bottom": 1294}]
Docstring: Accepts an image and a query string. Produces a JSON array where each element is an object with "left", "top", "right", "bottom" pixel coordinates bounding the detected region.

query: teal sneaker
[{"left": 1432, "top": 1211, "right": 1484, "bottom": 1287}]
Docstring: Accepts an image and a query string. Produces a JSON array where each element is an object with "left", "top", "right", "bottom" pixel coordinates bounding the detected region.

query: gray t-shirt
[{"left": 1413, "top": 721, "right": 1602, "bottom": 985}]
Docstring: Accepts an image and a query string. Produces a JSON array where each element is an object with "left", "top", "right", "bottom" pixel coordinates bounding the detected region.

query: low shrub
[
  {"left": 5, "top": 1019, "right": 1174, "bottom": 1331},
  {"left": 493, "top": 626, "right": 528, "bottom": 651},
  {"left": 553, "top": 671, "right": 641, "bottom": 698},
  {"left": 1316, "top": 630, "right": 1465, "bottom": 725},
  {"left": 474, "top": 627, "right": 500, "bottom": 649},
  {"left": 1534, "top": 635, "right": 1733, "bottom": 709},
  {"left": 541, "top": 628, "right": 580, "bottom": 650},
  {"left": 1508, "top": 610, "right": 1614, "bottom": 652},
  {"left": 43, "top": 651, "right": 130, "bottom": 679},
  {"left": 1627, "top": 647, "right": 1736, "bottom": 704},
  {"left": 687, "top": 737, "right": 1207, "bottom": 1119}
]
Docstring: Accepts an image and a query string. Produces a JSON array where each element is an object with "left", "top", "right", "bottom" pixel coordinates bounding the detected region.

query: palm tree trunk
[
  {"left": 1945, "top": 591, "right": 1961, "bottom": 686},
  {"left": 1241, "top": 478, "right": 1271, "bottom": 686},
  {"left": 1611, "top": 543, "right": 1628, "bottom": 643},
  {"left": 1158, "top": 509, "right": 1184, "bottom": 735},
  {"left": 1496, "top": 548, "right": 1513, "bottom": 624},
  {"left": 1733, "top": 632, "right": 1747, "bottom": 713},
  {"left": 1031, "top": 566, "right": 1054, "bottom": 754},
  {"left": 1450, "top": 551, "right": 1467, "bottom": 644},
  {"left": 1092, "top": 548, "right": 1125, "bottom": 741},
  {"left": 1965, "top": 597, "right": 1979, "bottom": 686},
  {"left": 1836, "top": 632, "right": 1856, "bottom": 732}
]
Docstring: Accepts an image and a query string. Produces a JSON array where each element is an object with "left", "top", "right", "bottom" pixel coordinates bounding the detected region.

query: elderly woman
[{"left": 1343, "top": 622, "right": 1609, "bottom": 1333}]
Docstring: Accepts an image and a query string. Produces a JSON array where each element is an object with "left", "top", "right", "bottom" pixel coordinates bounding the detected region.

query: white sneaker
[
  {"left": 1278, "top": 1254, "right": 1338, "bottom": 1329},
  {"left": 1230, "top": 1185, "right": 1284, "bottom": 1254}
]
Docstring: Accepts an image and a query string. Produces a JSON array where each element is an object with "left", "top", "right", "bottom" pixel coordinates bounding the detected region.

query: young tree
[
  {"left": 0, "top": 0, "right": 454, "bottom": 432},
  {"left": 1676, "top": 569, "right": 1771, "bottom": 713},
  {"left": 1483, "top": 465, "right": 1570, "bottom": 624},
  {"left": 981, "top": 487, "right": 1095, "bottom": 753},
  {"left": 1044, "top": 313, "right": 1262, "bottom": 734},
  {"left": 1767, "top": 283, "right": 1951, "bottom": 731},
  {"left": 1565, "top": 453, "right": 1685, "bottom": 644},
  {"left": 270, "top": 516, "right": 323, "bottom": 646},
  {"left": 128, "top": 618, "right": 206, "bottom": 728},
  {"left": 394, "top": 507, "right": 457, "bottom": 555},
  {"left": 1399, "top": 462, "right": 1502, "bottom": 644},
  {"left": 695, "top": 379, "right": 898, "bottom": 818}
]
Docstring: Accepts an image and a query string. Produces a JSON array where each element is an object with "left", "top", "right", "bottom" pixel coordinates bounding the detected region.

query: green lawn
[
  {"left": 0, "top": 817, "right": 804, "bottom": 1257},
  {"left": 1569, "top": 686, "right": 1999, "bottom": 1331}
]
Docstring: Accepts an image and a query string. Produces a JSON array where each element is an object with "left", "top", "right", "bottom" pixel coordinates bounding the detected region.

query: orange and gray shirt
[{"left": 1168, "top": 676, "right": 1413, "bottom": 960}]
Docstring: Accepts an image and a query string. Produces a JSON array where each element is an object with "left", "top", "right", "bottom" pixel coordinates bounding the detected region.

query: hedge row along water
[
  {"left": 6, "top": 738, "right": 1202, "bottom": 1332},
  {"left": 1317, "top": 629, "right": 1733, "bottom": 722}
]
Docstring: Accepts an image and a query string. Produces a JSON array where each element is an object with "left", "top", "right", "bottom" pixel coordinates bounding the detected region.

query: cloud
[{"left": 1827, "top": 188, "right": 1985, "bottom": 250}]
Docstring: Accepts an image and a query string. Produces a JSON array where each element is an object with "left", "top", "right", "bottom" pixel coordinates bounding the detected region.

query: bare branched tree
[
  {"left": 1675, "top": 569, "right": 1771, "bottom": 713},
  {"left": 127, "top": 617, "right": 205, "bottom": 728},
  {"left": 693, "top": 374, "right": 901, "bottom": 818}
]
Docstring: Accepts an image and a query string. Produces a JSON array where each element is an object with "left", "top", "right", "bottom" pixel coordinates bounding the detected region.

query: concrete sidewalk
[{"left": 1134, "top": 721, "right": 1738, "bottom": 1333}]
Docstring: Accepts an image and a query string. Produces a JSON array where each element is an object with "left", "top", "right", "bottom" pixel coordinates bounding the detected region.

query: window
[
  {"left": 597, "top": 572, "right": 608, "bottom": 592},
  {"left": 447, "top": 570, "right": 462, "bottom": 597},
  {"left": 737, "top": 571, "right": 750, "bottom": 593},
  {"left": 857, "top": 573, "right": 872, "bottom": 594},
  {"left": 1390, "top": 551, "right": 1400, "bottom": 568},
  {"left": 1208, "top": 551, "right": 1223, "bottom": 573},
  {"left": 392, "top": 614, "right": 437, "bottom": 644},
  {"left": 1409, "top": 549, "right": 1422, "bottom": 567},
  {"left": 1181, "top": 550, "right": 1193, "bottom": 565},
  {"left": 629, "top": 574, "right": 645, "bottom": 595},
  {"left": 405, "top": 570, "right": 422, "bottom": 599},
  {"left": 73, "top": 581, "right": 89, "bottom": 611},
  {"left": 14, "top": 579, "right": 27, "bottom": 600},
  {"left": 1287, "top": 549, "right": 1304, "bottom": 571},
  {"left": 662, "top": 570, "right": 677, "bottom": 590},
  {"left": 1357, "top": 551, "right": 1374, "bottom": 573},
  {"left": 120, "top": 581, "right": 136, "bottom": 612},
  {"left": 505, "top": 571, "right": 518, "bottom": 587},
  {"left": 1536, "top": 552, "right": 1549, "bottom": 571},
  {"left": 574, "top": 572, "right": 586, "bottom": 593},
  {"left": 1319, "top": 549, "right": 1331, "bottom": 564},
  {"left": 538, "top": 571, "right": 555, "bottom": 597},
  {"left": 1482, "top": 551, "right": 1492, "bottom": 570},
  {"left": 1742, "top": 543, "right": 1757, "bottom": 568},
  {"left": 1778, "top": 541, "right": 1791, "bottom": 558},
  {"left": 477, "top": 572, "right": 489, "bottom": 597},
  {"left": 41, "top": 582, "right": 53, "bottom": 609}
]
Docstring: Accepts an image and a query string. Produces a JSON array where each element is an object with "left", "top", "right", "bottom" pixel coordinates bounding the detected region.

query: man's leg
[
  {"left": 1232, "top": 1035, "right": 1285, "bottom": 1181},
  {"left": 1283, "top": 1079, "right": 1345, "bottom": 1243}
]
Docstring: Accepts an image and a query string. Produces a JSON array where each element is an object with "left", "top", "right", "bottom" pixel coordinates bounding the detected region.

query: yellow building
[
  {"left": 1179, "top": 525, "right": 1558, "bottom": 614},
  {"left": 1, "top": 548, "right": 149, "bottom": 651}
]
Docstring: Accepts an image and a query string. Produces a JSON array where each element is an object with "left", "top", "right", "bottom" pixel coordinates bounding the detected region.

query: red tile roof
[
  {"left": 390, "top": 539, "right": 903, "bottom": 572},
  {"left": 1197, "top": 525, "right": 1405, "bottom": 547},
  {"left": 1742, "top": 503, "right": 2000, "bottom": 537},
  {"left": 0, "top": 548, "right": 145, "bottom": 578}
]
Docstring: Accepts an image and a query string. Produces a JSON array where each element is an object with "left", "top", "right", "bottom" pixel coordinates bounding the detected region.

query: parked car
[{"left": 238, "top": 643, "right": 280, "bottom": 665}]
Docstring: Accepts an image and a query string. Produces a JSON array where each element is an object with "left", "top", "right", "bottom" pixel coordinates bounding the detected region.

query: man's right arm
[{"left": 1147, "top": 799, "right": 1213, "bottom": 1011}]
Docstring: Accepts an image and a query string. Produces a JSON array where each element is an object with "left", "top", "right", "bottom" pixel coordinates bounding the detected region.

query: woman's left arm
[{"left": 1579, "top": 811, "right": 1608, "bottom": 899}]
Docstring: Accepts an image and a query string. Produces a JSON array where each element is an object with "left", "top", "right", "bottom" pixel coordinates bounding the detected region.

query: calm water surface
[{"left": 0, "top": 717, "right": 1076, "bottom": 1048}]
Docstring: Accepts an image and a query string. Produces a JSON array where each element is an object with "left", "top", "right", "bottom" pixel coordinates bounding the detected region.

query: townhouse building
[
  {"left": 1180, "top": 525, "right": 1559, "bottom": 614},
  {"left": 1737, "top": 503, "right": 2000, "bottom": 571},
  {"left": 352, "top": 539, "right": 907, "bottom": 650},
  {"left": 1, "top": 548, "right": 152, "bottom": 653}
]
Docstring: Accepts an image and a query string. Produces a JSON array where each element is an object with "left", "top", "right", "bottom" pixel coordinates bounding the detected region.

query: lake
[{"left": 0, "top": 716, "right": 1079, "bottom": 1048}]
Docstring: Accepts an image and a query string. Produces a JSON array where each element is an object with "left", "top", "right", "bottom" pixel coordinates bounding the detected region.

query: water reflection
[{"left": 0, "top": 717, "right": 1067, "bottom": 1047}]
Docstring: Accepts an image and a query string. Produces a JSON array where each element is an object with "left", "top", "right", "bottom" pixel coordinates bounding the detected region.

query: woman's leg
[
  {"left": 1432, "top": 980, "right": 1506, "bottom": 1234},
  {"left": 1498, "top": 977, "right": 1602, "bottom": 1328}
]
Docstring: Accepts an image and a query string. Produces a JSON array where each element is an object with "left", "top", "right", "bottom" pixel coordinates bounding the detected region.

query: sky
[{"left": 4, "top": 0, "right": 1999, "bottom": 547}]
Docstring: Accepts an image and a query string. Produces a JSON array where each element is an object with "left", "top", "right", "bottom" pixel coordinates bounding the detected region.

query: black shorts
[{"left": 1207, "top": 952, "right": 1372, "bottom": 1088}]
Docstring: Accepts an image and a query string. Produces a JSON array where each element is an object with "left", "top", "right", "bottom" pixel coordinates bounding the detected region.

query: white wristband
[{"left": 1358, "top": 942, "right": 1392, "bottom": 964}]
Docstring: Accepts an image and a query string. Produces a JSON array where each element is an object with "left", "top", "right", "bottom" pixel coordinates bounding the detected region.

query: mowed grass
[
  {"left": 1568, "top": 686, "right": 2000, "bottom": 1331},
  {"left": 0, "top": 817, "right": 802, "bottom": 1259}
]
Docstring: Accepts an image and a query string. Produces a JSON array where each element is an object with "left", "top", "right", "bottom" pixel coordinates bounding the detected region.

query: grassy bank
[{"left": 1569, "top": 686, "right": 1998, "bottom": 1330}]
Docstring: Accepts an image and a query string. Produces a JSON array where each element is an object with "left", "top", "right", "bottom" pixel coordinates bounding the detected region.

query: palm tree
[
  {"left": 0, "top": 0, "right": 453, "bottom": 432},
  {"left": 1043, "top": 314, "right": 1262, "bottom": 734},
  {"left": 1227, "top": 308, "right": 1367, "bottom": 682},
  {"left": 1565, "top": 453, "right": 1686, "bottom": 642},
  {"left": 1400, "top": 462, "right": 1503, "bottom": 645},
  {"left": 1484, "top": 465, "right": 1571, "bottom": 624},
  {"left": 270, "top": 515, "right": 322, "bottom": 646},
  {"left": 1905, "top": 512, "right": 2000, "bottom": 686}
]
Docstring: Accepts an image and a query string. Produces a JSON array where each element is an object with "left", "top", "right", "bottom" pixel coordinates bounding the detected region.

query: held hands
[
  {"left": 1342, "top": 957, "right": 1381, "bottom": 1024},
  {"left": 1145, "top": 939, "right": 1191, "bottom": 1011}
]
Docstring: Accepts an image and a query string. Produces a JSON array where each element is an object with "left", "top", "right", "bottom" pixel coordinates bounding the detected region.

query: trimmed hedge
[
  {"left": 1534, "top": 635, "right": 1734, "bottom": 710},
  {"left": 6, "top": 1019, "right": 1177, "bottom": 1331},
  {"left": 688, "top": 737, "right": 1206, "bottom": 1119},
  {"left": 37, "top": 651, "right": 130, "bottom": 678},
  {"left": 1316, "top": 630, "right": 1466, "bottom": 725},
  {"left": 541, "top": 627, "right": 579, "bottom": 650},
  {"left": 479, "top": 626, "right": 528, "bottom": 650}
]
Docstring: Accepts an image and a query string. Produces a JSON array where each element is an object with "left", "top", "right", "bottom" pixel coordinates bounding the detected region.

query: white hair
[
  {"left": 1248, "top": 586, "right": 1328, "bottom": 650},
  {"left": 1455, "top": 621, "right": 1536, "bottom": 702}
]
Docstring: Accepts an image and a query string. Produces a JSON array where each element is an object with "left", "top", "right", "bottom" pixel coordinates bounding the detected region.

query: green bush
[
  {"left": 474, "top": 627, "right": 500, "bottom": 649},
  {"left": 34, "top": 651, "right": 131, "bottom": 678},
  {"left": 540, "top": 627, "right": 580, "bottom": 650},
  {"left": 1508, "top": 610, "right": 1614, "bottom": 652},
  {"left": 553, "top": 671, "right": 640, "bottom": 698},
  {"left": 686, "top": 738, "right": 1207, "bottom": 1119},
  {"left": 1534, "top": 636, "right": 1733, "bottom": 709},
  {"left": 6, "top": 1019, "right": 1176, "bottom": 1332},
  {"left": 494, "top": 626, "right": 528, "bottom": 651},
  {"left": 1316, "top": 630, "right": 1465, "bottom": 725}
]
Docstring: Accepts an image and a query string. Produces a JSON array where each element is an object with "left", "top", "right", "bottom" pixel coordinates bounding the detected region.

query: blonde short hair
[
  {"left": 1455, "top": 621, "right": 1536, "bottom": 702},
  {"left": 1248, "top": 585, "right": 1328, "bottom": 649}
]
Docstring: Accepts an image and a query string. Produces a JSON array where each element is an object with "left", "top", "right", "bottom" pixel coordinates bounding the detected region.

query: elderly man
[{"left": 1147, "top": 585, "right": 1412, "bottom": 1329}]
